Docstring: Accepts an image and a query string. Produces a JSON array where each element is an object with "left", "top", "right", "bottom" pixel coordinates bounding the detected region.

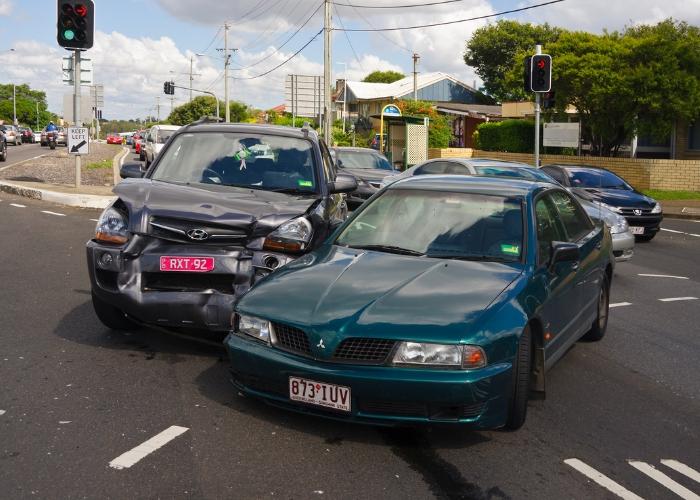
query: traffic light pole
[
  {"left": 74, "top": 49, "right": 82, "bottom": 187},
  {"left": 534, "top": 44, "right": 542, "bottom": 168}
]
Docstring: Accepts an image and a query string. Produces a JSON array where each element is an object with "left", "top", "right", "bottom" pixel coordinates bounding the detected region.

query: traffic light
[
  {"left": 163, "top": 81, "right": 175, "bottom": 95},
  {"left": 523, "top": 56, "right": 532, "bottom": 94},
  {"left": 542, "top": 91, "right": 556, "bottom": 110},
  {"left": 57, "top": 1, "right": 95, "bottom": 50},
  {"left": 530, "top": 54, "right": 552, "bottom": 93}
]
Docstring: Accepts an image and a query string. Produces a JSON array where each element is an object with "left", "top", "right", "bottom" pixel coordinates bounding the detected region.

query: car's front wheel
[
  {"left": 504, "top": 325, "right": 532, "bottom": 431},
  {"left": 0, "top": 147, "right": 6, "bottom": 161},
  {"left": 582, "top": 276, "right": 610, "bottom": 342},
  {"left": 91, "top": 291, "right": 137, "bottom": 331}
]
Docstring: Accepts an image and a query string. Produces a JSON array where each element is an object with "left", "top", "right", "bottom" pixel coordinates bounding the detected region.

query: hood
[
  {"left": 341, "top": 167, "right": 396, "bottom": 183},
  {"left": 573, "top": 187, "right": 656, "bottom": 209},
  {"left": 114, "top": 179, "right": 319, "bottom": 234},
  {"left": 238, "top": 246, "right": 523, "bottom": 344}
]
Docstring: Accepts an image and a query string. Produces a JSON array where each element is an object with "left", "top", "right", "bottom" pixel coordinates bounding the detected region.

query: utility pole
[
  {"left": 12, "top": 83, "right": 17, "bottom": 126},
  {"left": 156, "top": 96, "right": 161, "bottom": 122},
  {"left": 187, "top": 55, "right": 203, "bottom": 102},
  {"left": 336, "top": 62, "right": 347, "bottom": 133},
  {"left": 73, "top": 50, "right": 82, "bottom": 186},
  {"left": 35, "top": 101, "right": 39, "bottom": 131},
  {"left": 413, "top": 53, "right": 420, "bottom": 101},
  {"left": 217, "top": 23, "right": 236, "bottom": 122},
  {"left": 323, "top": 0, "right": 332, "bottom": 142},
  {"left": 534, "top": 44, "right": 542, "bottom": 168}
]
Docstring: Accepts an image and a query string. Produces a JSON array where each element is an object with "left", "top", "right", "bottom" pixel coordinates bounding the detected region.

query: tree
[
  {"left": 362, "top": 71, "right": 405, "bottom": 84},
  {"left": 167, "top": 96, "right": 252, "bottom": 125},
  {"left": 0, "top": 83, "right": 57, "bottom": 129},
  {"left": 464, "top": 20, "right": 562, "bottom": 102},
  {"left": 396, "top": 100, "right": 452, "bottom": 148}
]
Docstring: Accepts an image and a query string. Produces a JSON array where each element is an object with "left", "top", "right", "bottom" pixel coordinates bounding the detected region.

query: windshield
[
  {"left": 475, "top": 165, "right": 556, "bottom": 183},
  {"left": 338, "top": 151, "right": 392, "bottom": 170},
  {"left": 157, "top": 130, "right": 177, "bottom": 144},
  {"left": 569, "top": 168, "right": 632, "bottom": 190},
  {"left": 336, "top": 189, "right": 524, "bottom": 262},
  {"left": 152, "top": 132, "right": 319, "bottom": 194}
]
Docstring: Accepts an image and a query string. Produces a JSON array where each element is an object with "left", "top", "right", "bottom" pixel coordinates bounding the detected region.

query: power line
[
  {"left": 333, "top": 4, "right": 365, "bottom": 72},
  {"left": 232, "top": 27, "right": 323, "bottom": 80},
  {"left": 333, "top": 0, "right": 474, "bottom": 8},
  {"left": 239, "top": 0, "right": 297, "bottom": 50},
  {"left": 239, "top": 0, "right": 318, "bottom": 52},
  {"left": 200, "top": 26, "right": 222, "bottom": 54},
  {"left": 344, "top": 0, "right": 413, "bottom": 53},
  {"left": 333, "top": 0, "right": 566, "bottom": 31}
]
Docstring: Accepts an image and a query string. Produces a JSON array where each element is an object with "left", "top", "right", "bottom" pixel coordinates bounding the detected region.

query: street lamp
[{"left": 336, "top": 62, "right": 347, "bottom": 133}]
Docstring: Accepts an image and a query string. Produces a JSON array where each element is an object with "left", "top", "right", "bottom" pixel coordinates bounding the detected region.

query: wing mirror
[
  {"left": 549, "top": 241, "right": 580, "bottom": 270},
  {"left": 329, "top": 173, "right": 358, "bottom": 194},
  {"left": 120, "top": 162, "right": 145, "bottom": 179}
]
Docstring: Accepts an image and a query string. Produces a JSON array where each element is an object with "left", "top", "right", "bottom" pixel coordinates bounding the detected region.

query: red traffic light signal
[
  {"left": 57, "top": 1, "right": 94, "bottom": 50},
  {"left": 530, "top": 54, "right": 552, "bottom": 93}
]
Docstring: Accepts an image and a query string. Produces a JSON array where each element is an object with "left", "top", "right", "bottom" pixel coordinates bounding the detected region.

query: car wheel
[
  {"left": 582, "top": 276, "right": 610, "bottom": 342},
  {"left": 91, "top": 291, "right": 137, "bottom": 331},
  {"left": 636, "top": 234, "right": 656, "bottom": 242},
  {"left": 504, "top": 325, "right": 532, "bottom": 431},
  {"left": 0, "top": 147, "right": 6, "bottom": 162}
]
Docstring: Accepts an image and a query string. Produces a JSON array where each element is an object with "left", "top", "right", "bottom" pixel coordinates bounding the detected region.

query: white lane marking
[
  {"left": 660, "top": 228, "right": 700, "bottom": 238},
  {"left": 610, "top": 302, "right": 633, "bottom": 308},
  {"left": 0, "top": 410, "right": 5, "bottom": 416},
  {"left": 629, "top": 461, "right": 700, "bottom": 500},
  {"left": 108, "top": 425, "right": 189, "bottom": 470},
  {"left": 9, "top": 203, "right": 26, "bottom": 208},
  {"left": 638, "top": 274, "right": 689, "bottom": 280},
  {"left": 661, "top": 460, "right": 700, "bottom": 484},
  {"left": 41, "top": 210, "right": 66, "bottom": 217},
  {"left": 89, "top": 218, "right": 99, "bottom": 222},
  {"left": 659, "top": 297, "right": 699, "bottom": 302},
  {"left": 564, "top": 459, "right": 644, "bottom": 500}
]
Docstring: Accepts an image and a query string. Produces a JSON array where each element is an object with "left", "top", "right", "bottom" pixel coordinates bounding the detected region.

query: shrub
[{"left": 475, "top": 120, "right": 535, "bottom": 153}]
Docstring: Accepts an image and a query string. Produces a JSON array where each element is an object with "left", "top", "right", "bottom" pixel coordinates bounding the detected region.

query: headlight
[
  {"left": 95, "top": 206, "right": 129, "bottom": 244},
  {"left": 236, "top": 315, "right": 272, "bottom": 344},
  {"left": 263, "top": 217, "right": 313, "bottom": 253},
  {"left": 651, "top": 202, "right": 662, "bottom": 214},
  {"left": 610, "top": 214, "right": 629, "bottom": 235},
  {"left": 599, "top": 202, "right": 622, "bottom": 214},
  {"left": 392, "top": 342, "right": 487, "bottom": 369}
]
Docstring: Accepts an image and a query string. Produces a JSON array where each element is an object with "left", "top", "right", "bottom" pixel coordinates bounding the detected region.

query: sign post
[
  {"left": 68, "top": 127, "right": 89, "bottom": 155},
  {"left": 73, "top": 50, "right": 82, "bottom": 186}
]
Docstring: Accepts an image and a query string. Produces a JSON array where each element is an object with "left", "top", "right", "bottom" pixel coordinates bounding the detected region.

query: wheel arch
[{"left": 527, "top": 317, "right": 546, "bottom": 396}]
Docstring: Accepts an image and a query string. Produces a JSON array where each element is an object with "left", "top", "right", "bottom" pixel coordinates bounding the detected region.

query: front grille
[
  {"left": 273, "top": 323, "right": 312, "bottom": 355},
  {"left": 618, "top": 207, "right": 653, "bottom": 216},
  {"left": 142, "top": 272, "right": 235, "bottom": 293},
  {"left": 332, "top": 338, "right": 396, "bottom": 364},
  {"left": 149, "top": 216, "right": 248, "bottom": 246},
  {"left": 359, "top": 400, "right": 428, "bottom": 417}
]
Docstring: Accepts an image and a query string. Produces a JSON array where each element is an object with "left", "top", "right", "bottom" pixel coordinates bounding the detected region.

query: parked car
[
  {"left": 20, "top": 127, "right": 34, "bottom": 143},
  {"left": 55, "top": 127, "right": 67, "bottom": 146},
  {"left": 33, "top": 131, "right": 41, "bottom": 143},
  {"left": 226, "top": 175, "right": 613, "bottom": 430},
  {"left": 383, "top": 158, "right": 635, "bottom": 262},
  {"left": 87, "top": 121, "right": 356, "bottom": 334},
  {"left": 541, "top": 165, "right": 663, "bottom": 241},
  {"left": 0, "top": 127, "right": 7, "bottom": 161},
  {"left": 106, "top": 134, "right": 123, "bottom": 145},
  {"left": 143, "top": 124, "right": 181, "bottom": 167},
  {"left": 330, "top": 147, "right": 397, "bottom": 209},
  {"left": 369, "top": 133, "right": 387, "bottom": 151},
  {"left": 132, "top": 132, "right": 143, "bottom": 151},
  {"left": 137, "top": 136, "right": 147, "bottom": 160},
  {"left": 2, "top": 125, "right": 22, "bottom": 145}
]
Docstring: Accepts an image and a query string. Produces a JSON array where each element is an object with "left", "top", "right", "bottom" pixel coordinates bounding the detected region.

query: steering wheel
[{"left": 202, "top": 168, "right": 223, "bottom": 184}]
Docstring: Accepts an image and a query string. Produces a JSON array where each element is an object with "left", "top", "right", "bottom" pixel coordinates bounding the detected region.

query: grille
[
  {"left": 359, "top": 400, "right": 428, "bottom": 417},
  {"left": 332, "top": 338, "right": 396, "bottom": 364},
  {"left": 149, "top": 216, "right": 248, "bottom": 246},
  {"left": 273, "top": 323, "right": 312, "bottom": 355},
  {"left": 142, "top": 272, "right": 235, "bottom": 294},
  {"left": 618, "top": 207, "right": 652, "bottom": 216}
]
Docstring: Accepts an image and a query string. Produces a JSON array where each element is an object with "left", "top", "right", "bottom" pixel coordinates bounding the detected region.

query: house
[
  {"left": 435, "top": 102, "right": 502, "bottom": 148},
  {"left": 336, "top": 72, "right": 481, "bottom": 120}
]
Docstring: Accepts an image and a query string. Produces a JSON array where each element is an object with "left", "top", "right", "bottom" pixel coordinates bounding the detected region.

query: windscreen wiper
[
  {"left": 349, "top": 244, "right": 425, "bottom": 256},
  {"left": 425, "top": 253, "right": 514, "bottom": 262}
]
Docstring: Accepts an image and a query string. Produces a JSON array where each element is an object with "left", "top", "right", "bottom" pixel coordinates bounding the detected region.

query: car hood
[
  {"left": 238, "top": 245, "right": 523, "bottom": 344},
  {"left": 341, "top": 167, "right": 396, "bottom": 182},
  {"left": 114, "top": 179, "right": 320, "bottom": 235},
  {"left": 573, "top": 187, "right": 655, "bottom": 209}
]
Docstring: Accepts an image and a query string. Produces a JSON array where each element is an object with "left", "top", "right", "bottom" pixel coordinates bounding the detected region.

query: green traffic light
[{"left": 63, "top": 29, "right": 75, "bottom": 41}]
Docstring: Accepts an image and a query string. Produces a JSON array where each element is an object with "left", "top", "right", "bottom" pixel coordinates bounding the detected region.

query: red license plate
[{"left": 159, "top": 256, "right": 215, "bottom": 272}]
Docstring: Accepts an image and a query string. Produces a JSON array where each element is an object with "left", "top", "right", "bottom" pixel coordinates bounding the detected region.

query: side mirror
[
  {"left": 329, "top": 173, "right": 358, "bottom": 194},
  {"left": 549, "top": 241, "right": 580, "bottom": 270},
  {"left": 336, "top": 159, "right": 344, "bottom": 168},
  {"left": 120, "top": 162, "right": 145, "bottom": 179}
]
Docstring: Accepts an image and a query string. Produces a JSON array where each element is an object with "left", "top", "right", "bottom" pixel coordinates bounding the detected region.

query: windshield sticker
[
  {"left": 233, "top": 146, "right": 252, "bottom": 170},
  {"left": 298, "top": 180, "right": 313, "bottom": 188},
  {"left": 501, "top": 244, "right": 520, "bottom": 255}
]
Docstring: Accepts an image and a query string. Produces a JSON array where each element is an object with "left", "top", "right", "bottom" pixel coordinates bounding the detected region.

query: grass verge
[
  {"left": 86, "top": 159, "right": 112, "bottom": 170},
  {"left": 643, "top": 190, "right": 700, "bottom": 201}
]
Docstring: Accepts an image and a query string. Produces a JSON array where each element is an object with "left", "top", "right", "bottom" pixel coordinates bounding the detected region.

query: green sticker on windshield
[
  {"left": 501, "top": 244, "right": 520, "bottom": 255},
  {"left": 298, "top": 180, "right": 313, "bottom": 188}
]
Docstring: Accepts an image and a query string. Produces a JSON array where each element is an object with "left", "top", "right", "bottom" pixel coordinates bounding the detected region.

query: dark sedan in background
[
  {"left": 541, "top": 165, "right": 663, "bottom": 241},
  {"left": 331, "top": 147, "right": 397, "bottom": 209}
]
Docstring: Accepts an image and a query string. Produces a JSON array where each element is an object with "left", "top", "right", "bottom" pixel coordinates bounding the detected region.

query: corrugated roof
[{"left": 345, "top": 72, "right": 476, "bottom": 101}]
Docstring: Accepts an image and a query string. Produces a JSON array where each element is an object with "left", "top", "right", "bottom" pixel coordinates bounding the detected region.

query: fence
[{"left": 427, "top": 148, "right": 700, "bottom": 191}]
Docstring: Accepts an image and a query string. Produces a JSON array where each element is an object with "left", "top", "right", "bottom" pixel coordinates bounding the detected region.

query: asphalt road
[
  {"left": 0, "top": 142, "right": 46, "bottom": 169},
  {"left": 0, "top": 192, "right": 698, "bottom": 500}
]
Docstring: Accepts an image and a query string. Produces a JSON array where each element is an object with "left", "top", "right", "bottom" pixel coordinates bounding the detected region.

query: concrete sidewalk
[{"left": 660, "top": 199, "right": 700, "bottom": 219}]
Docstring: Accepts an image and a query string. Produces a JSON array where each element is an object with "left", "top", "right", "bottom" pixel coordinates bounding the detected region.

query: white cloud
[{"left": 0, "top": 0, "right": 12, "bottom": 16}]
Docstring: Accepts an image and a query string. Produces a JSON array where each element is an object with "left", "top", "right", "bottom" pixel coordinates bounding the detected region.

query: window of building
[{"left": 689, "top": 123, "right": 700, "bottom": 150}]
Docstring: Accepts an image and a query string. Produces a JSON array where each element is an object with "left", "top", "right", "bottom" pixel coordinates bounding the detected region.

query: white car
[{"left": 144, "top": 124, "right": 180, "bottom": 167}]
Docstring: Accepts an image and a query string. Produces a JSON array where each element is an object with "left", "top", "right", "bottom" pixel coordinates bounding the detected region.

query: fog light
[
  {"left": 99, "top": 252, "right": 113, "bottom": 267},
  {"left": 263, "top": 256, "right": 279, "bottom": 270}
]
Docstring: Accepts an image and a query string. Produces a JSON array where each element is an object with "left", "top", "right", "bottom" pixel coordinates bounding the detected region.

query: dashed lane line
[
  {"left": 629, "top": 461, "right": 700, "bottom": 500},
  {"left": 658, "top": 297, "right": 699, "bottom": 302},
  {"left": 638, "top": 273, "right": 689, "bottom": 280},
  {"left": 661, "top": 460, "right": 700, "bottom": 485},
  {"left": 610, "top": 302, "right": 633, "bottom": 308},
  {"left": 9, "top": 203, "right": 26, "bottom": 208},
  {"left": 0, "top": 410, "right": 5, "bottom": 416},
  {"left": 41, "top": 210, "right": 66, "bottom": 217},
  {"left": 564, "top": 459, "right": 643, "bottom": 500},
  {"left": 661, "top": 228, "right": 700, "bottom": 238},
  {"left": 108, "top": 425, "right": 189, "bottom": 470},
  {"left": 89, "top": 218, "right": 99, "bottom": 222}
]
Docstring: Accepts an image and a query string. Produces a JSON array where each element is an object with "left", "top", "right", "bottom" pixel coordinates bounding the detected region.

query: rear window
[{"left": 337, "top": 151, "right": 392, "bottom": 170}]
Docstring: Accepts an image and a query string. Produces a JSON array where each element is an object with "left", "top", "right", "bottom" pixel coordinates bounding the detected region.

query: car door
[
  {"left": 532, "top": 192, "right": 582, "bottom": 367},
  {"left": 549, "top": 189, "right": 602, "bottom": 330}
]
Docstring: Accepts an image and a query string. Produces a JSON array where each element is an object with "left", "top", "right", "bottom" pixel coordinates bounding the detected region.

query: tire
[
  {"left": 49, "top": 142, "right": 56, "bottom": 150},
  {"left": 582, "top": 276, "right": 610, "bottom": 342},
  {"left": 504, "top": 326, "right": 532, "bottom": 430},
  {"left": 91, "top": 291, "right": 137, "bottom": 330},
  {"left": 636, "top": 233, "right": 656, "bottom": 242},
  {"left": 0, "top": 147, "right": 6, "bottom": 162}
]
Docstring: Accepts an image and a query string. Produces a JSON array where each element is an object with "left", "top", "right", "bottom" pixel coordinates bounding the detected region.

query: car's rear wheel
[
  {"left": 0, "top": 146, "right": 6, "bottom": 161},
  {"left": 582, "top": 276, "right": 610, "bottom": 342},
  {"left": 91, "top": 291, "right": 137, "bottom": 331},
  {"left": 504, "top": 326, "right": 532, "bottom": 431}
]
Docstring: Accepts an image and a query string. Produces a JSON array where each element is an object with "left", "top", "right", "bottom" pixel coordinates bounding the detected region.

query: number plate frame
[
  {"left": 159, "top": 256, "right": 215, "bottom": 272},
  {"left": 289, "top": 377, "right": 351, "bottom": 412},
  {"left": 630, "top": 226, "right": 645, "bottom": 235}
]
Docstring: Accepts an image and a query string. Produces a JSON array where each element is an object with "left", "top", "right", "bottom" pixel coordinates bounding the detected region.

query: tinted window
[
  {"left": 320, "top": 142, "right": 336, "bottom": 181},
  {"left": 415, "top": 162, "right": 451, "bottom": 175},
  {"left": 535, "top": 195, "right": 566, "bottom": 265},
  {"left": 152, "top": 132, "right": 319, "bottom": 193},
  {"left": 445, "top": 163, "right": 471, "bottom": 175},
  {"left": 157, "top": 129, "right": 177, "bottom": 144},
  {"left": 541, "top": 166, "right": 567, "bottom": 185},
  {"left": 567, "top": 168, "right": 632, "bottom": 190},
  {"left": 337, "top": 190, "right": 524, "bottom": 262},
  {"left": 476, "top": 166, "right": 554, "bottom": 183},
  {"left": 549, "top": 190, "right": 593, "bottom": 242},
  {"left": 337, "top": 150, "right": 392, "bottom": 170}
]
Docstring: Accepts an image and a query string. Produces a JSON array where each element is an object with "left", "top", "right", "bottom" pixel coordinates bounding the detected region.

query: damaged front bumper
[{"left": 86, "top": 234, "right": 296, "bottom": 333}]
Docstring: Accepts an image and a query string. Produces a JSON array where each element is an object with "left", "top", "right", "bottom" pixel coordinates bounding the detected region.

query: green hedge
[{"left": 475, "top": 119, "right": 535, "bottom": 153}]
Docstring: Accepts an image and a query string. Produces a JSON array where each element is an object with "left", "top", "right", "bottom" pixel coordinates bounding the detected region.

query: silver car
[
  {"left": 2, "top": 125, "right": 22, "bottom": 145},
  {"left": 382, "top": 158, "right": 634, "bottom": 262}
]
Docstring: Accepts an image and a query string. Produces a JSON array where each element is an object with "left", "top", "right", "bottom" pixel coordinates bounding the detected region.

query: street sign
[
  {"left": 285, "top": 75, "right": 325, "bottom": 119},
  {"left": 62, "top": 56, "right": 93, "bottom": 85},
  {"left": 68, "top": 127, "right": 89, "bottom": 155},
  {"left": 543, "top": 122, "right": 580, "bottom": 148}
]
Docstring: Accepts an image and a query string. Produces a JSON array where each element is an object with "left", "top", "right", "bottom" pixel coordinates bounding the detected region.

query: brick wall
[{"left": 427, "top": 148, "right": 700, "bottom": 191}]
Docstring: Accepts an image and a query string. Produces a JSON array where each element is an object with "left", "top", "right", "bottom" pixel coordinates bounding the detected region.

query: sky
[{"left": 0, "top": 0, "right": 697, "bottom": 121}]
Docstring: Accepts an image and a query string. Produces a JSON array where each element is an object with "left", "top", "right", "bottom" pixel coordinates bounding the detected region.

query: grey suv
[{"left": 86, "top": 121, "right": 356, "bottom": 335}]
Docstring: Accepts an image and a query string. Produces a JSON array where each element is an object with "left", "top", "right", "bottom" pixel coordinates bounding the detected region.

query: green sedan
[{"left": 225, "top": 175, "right": 614, "bottom": 429}]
